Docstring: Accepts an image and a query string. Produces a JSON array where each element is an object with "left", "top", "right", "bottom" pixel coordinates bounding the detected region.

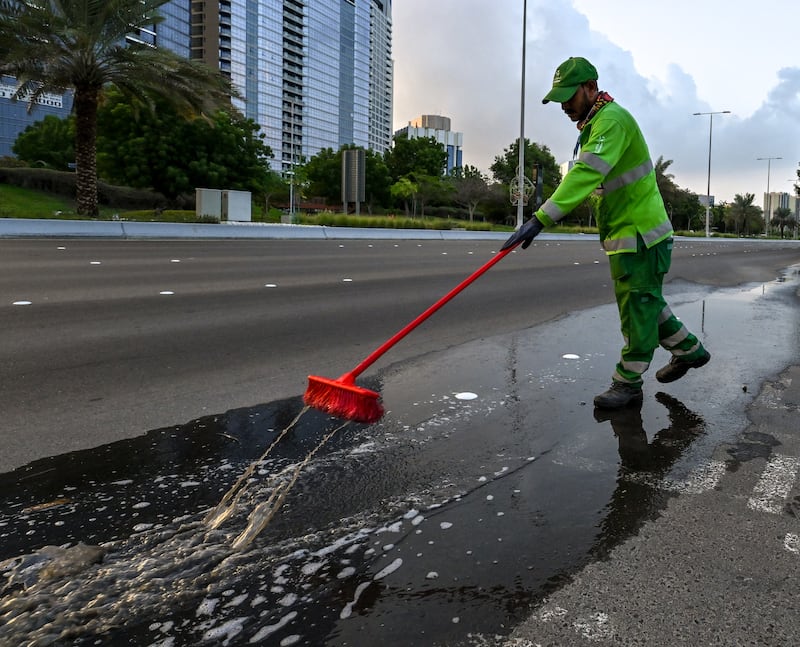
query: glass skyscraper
[
  {"left": 0, "top": 76, "right": 73, "bottom": 158},
  {"left": 190, "top": 0, "right": 394, "bottom": 174}
]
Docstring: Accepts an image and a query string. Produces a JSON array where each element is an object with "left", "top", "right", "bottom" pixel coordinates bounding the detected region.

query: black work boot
[
  {"left": 593, "top": 381, "right": 644, "bottom": 409},
  {"left": 655, "top": 349, "right": 711, "bottom": 383}
]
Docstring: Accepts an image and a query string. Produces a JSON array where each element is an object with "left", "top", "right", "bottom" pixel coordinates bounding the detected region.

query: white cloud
[{"left": 392, "top": 0, "right": 800, "bottom": 203}]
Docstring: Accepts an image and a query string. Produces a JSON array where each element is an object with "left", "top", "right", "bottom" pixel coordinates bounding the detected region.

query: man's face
[{"left": 561, "top": 84, "right": 594, "bottom": 122}]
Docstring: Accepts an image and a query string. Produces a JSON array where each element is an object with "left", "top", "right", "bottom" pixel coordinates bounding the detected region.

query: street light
[
  {"left": 515, "top": 0, "right": 528, "bottom": 230},
  {"left": 693, "top": 110, "right": 730, "bottom": 237},
  {"left": 756, "top": 156, "right": 782, "bottom": 235}
]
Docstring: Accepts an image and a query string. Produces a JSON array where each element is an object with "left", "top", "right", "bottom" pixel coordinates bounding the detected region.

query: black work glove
[{"left": 500, "top": 216, "right": 544, "bottom": 250}]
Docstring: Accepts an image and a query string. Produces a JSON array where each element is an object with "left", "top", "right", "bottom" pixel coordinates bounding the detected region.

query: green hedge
[
  {"left": 297, "top": 213, "right": 492, "bottom": 231},
  {"left": 0, "top": 167, "right": 168, "bottom": 210}
]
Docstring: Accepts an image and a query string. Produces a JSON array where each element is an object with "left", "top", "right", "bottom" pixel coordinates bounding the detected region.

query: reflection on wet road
[{"left": 1, "top": 271, "right": 798, "bottom": 646}]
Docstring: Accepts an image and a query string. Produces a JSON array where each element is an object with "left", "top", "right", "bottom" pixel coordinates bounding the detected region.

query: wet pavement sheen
[{"left": 1, "top": 268, "right": 798, "bottom": 646}]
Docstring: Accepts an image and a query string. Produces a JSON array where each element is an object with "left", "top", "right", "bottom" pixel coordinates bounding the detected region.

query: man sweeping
[{"left": 502, "top": 56, "right": 710, "bottom": 409}]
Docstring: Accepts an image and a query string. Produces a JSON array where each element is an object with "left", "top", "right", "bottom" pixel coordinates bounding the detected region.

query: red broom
[{"left": 304, "top": 245, "right": 516, "bottom": 423}]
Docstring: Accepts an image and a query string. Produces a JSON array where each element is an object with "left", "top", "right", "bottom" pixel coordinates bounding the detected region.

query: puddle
[{"left": 1, "top": 269, "right": 798, "bottom": 646}]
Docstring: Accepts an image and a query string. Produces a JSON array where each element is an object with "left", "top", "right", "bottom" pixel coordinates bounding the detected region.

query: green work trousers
[{"left": 609, "top": 237, "right": 705, "bottom": 386}]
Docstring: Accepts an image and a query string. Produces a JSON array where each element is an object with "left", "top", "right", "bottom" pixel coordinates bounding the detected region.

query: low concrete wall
[{"left": 0, "top": 218, "right": 512, "bottom": 242}]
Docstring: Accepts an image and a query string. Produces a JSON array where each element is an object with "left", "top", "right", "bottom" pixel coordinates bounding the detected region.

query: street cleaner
[{"left": 502, "top": 56, "right": 710, "bottom": 409}]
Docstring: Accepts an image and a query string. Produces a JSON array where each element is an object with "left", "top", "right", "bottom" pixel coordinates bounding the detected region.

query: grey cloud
[{"left": 393, "top": 0, "right": 800, "bottom": 201}]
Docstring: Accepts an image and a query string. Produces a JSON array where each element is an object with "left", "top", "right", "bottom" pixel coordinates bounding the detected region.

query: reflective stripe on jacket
[{"left": 535, "top": 101, "right": 673, "bottom": 255}]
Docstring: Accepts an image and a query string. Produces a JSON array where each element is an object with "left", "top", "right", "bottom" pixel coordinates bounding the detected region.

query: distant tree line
[{"left": 8, "top": 92, "right": 799, "bottom": 235}]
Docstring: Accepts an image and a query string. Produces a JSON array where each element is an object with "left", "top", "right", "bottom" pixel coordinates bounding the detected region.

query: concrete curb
[{"left": 0, "top": 217, "right": 516, "bottom": 241}]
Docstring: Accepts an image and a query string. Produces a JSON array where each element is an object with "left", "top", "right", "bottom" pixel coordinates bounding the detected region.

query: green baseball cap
[{"left": 542, "top": 57, "right": 598, "bottom": 104}]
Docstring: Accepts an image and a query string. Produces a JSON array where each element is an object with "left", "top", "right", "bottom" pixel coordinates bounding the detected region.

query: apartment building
[
  {"left": 190, "top": 0, "right": 393, "bottom": 174},
  {"left": 395, "top": 114, "right": 463, "bottom": 174}
]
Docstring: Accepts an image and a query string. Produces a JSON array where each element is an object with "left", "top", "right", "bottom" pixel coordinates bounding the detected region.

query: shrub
[{"left": 0, "top": 167, "right": 169, "bottom": 210}]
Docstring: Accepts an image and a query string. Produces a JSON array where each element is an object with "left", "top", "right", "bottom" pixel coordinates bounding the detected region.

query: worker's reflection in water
[
  {"left": 591, "top": 392, "right": 706, "bottom": 558},
  {"left": 594, "top": 392, "right": 706, "bottom": 471}
]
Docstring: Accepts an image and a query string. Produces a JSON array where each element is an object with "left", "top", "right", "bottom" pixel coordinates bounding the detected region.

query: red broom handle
[{"left": 345, "top": 245, "right": 516, "bottom": 380}]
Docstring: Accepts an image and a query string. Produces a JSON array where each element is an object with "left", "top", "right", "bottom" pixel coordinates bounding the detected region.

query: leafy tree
[
  {"left": 390, "top": 177, "right": 418, "bottom": 216},
  {"left": 480, "top": 182, "right": 519, "bottom": 225},
  {"left": 652, "top": 156, "right": 703, "bottom": 231},
  {"left": 490, "top": 139, "right": 561, "bottom": 188},
  {"left": 96, "top": 90, "right": 274, "bottom": 200},
  {"left": 793, "top": 166, "right": 800, "bottom": 204},
  {"left": 363, "top": 149, "right": 392, "bottom": 214},
  {"left": 725, "top": 193, "right": 762, "bottom": 236},
  {"left": 302, "top": 145, "right": 391, "bottom": 212},
  {"left": 449, "top": 165, "right": 489, "bottom": 221},
  {"left": 12, "top": 115, "right": 75, "bottom": 171},
  {"left": 771, "top": 206, "right": 795, "bottom": 239},
  {"left": 0, "top": 0, "right": 233, "bottom": 217},
  {"left": 414, "top": 174, "right": 450, "bottom": 217},
  {"left": 303, "top": 147, "right": 339, "bottom": 203},
  {"left": 385, "top": 135, "right": 448, "bottom": 181},
  {"left": 490, "top": 139, "right": 561, "bottom": 221},
  {"left": 710, "top": 202, "right": 728, "bottom": 234}
]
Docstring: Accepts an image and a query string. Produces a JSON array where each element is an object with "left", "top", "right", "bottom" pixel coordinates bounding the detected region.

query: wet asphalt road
[
  {"left": 2, "top": 235, "right": 800, "bottom": 646},
  {"left": 2, "top": 236, "right": 799, "bottom": 473}
]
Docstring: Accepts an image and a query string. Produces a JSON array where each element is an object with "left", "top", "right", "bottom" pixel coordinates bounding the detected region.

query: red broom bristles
[
  {"left": 303, "top": 248, "right": 516, "bottom": 424},
  {"left": 304, "top": 374, "right": 385, "bottom": 423}
]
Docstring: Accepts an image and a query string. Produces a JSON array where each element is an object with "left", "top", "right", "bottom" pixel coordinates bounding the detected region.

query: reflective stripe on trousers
[{"left": 610, "top": 237, "right": 704, "bottom": 385}]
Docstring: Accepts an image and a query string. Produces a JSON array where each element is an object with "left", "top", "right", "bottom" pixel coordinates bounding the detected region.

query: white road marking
[
  {"left": 574, "top": 611, "right": 613, "bottom": 641},
  {"left": 784, "top": 533, "right": 799, "bottom": 554},
  {"left": 748, "top": 454, "right": 800, "bottom": 514},
  {"left": 661, "top": 460, "right": 726, "bottom": 494}
]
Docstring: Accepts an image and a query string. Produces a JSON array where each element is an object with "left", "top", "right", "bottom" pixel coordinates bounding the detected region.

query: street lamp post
[
  {"left": 693, "top": 110, "right": 730, "bottom": 237},
  {"left": 515, "top": 0, "right": 527, "bottom": 230},
  {"left": 756, "top": 156, "right": 782, "bottom": 236}
]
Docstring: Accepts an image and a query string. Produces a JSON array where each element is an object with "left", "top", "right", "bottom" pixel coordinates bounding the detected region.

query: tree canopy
[
  {"left": 654, "top": 156, "right": 704, "bottom": 231},
  {"left": 13, "top": 115, "right": 75, "bottom": 171},
  {"left": 725, "top": 193, "right": 763, "bottom": 236},
  {"left": 96, "top": 90, "right": 274, "bottom": 199},
  {"left": 385, "top": 135, "right": 448, "bottom": 181}
]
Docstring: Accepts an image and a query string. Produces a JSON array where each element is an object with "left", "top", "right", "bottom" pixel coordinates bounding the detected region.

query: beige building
[{"left": 395, "top": 114, "right": 463, "bottom": 173}]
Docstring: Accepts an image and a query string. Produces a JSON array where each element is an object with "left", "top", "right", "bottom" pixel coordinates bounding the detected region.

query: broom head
[{"left": 304, "top": 374, "right": 384, "bottom": 423}]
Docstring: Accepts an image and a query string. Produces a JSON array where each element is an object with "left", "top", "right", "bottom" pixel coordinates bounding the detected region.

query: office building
[
  {"left": 395, "top": 115, "right": 463, "bottom": 174},
  {"left": 0, "top": 76, "right": 73, "bottom": 158},
  {"left": 763, "top": 191, "right": 799, "bottom": 220},
  {"left": 191, "top": 0, "right": 393, "bottom": 175}
]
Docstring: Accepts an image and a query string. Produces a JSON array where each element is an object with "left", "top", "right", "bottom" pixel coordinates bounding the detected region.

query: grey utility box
[
  {"left": 195, "top": 188, "right": 223, "bottom": 222},
  {"left": 221, "top": 190, "right": 252, "bottom": 222}
]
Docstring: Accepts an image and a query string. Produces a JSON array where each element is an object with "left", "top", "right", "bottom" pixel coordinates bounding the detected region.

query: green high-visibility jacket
[{"left": 535, "top": 101, "right": 673, "bottom": 254}]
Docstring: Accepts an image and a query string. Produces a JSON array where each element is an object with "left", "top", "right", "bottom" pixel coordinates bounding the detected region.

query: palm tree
[
  {"left": 725, "top": 193, "right": 761, "bottom": 236},
  {"left": 771, "top": 206, "right": 794, "bottom": 239},
  {"left": 0, "top": 0, "right": 235, "bottom": 217}
]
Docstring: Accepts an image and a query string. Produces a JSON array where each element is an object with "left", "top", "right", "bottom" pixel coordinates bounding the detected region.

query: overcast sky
[{"left": 392, "top": 0, "right": 800, "bottom": 204}]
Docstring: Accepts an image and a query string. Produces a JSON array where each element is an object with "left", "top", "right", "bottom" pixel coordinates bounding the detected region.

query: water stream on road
[{"left": 1, "top": 269, "right": 798, "bottom": 646}]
